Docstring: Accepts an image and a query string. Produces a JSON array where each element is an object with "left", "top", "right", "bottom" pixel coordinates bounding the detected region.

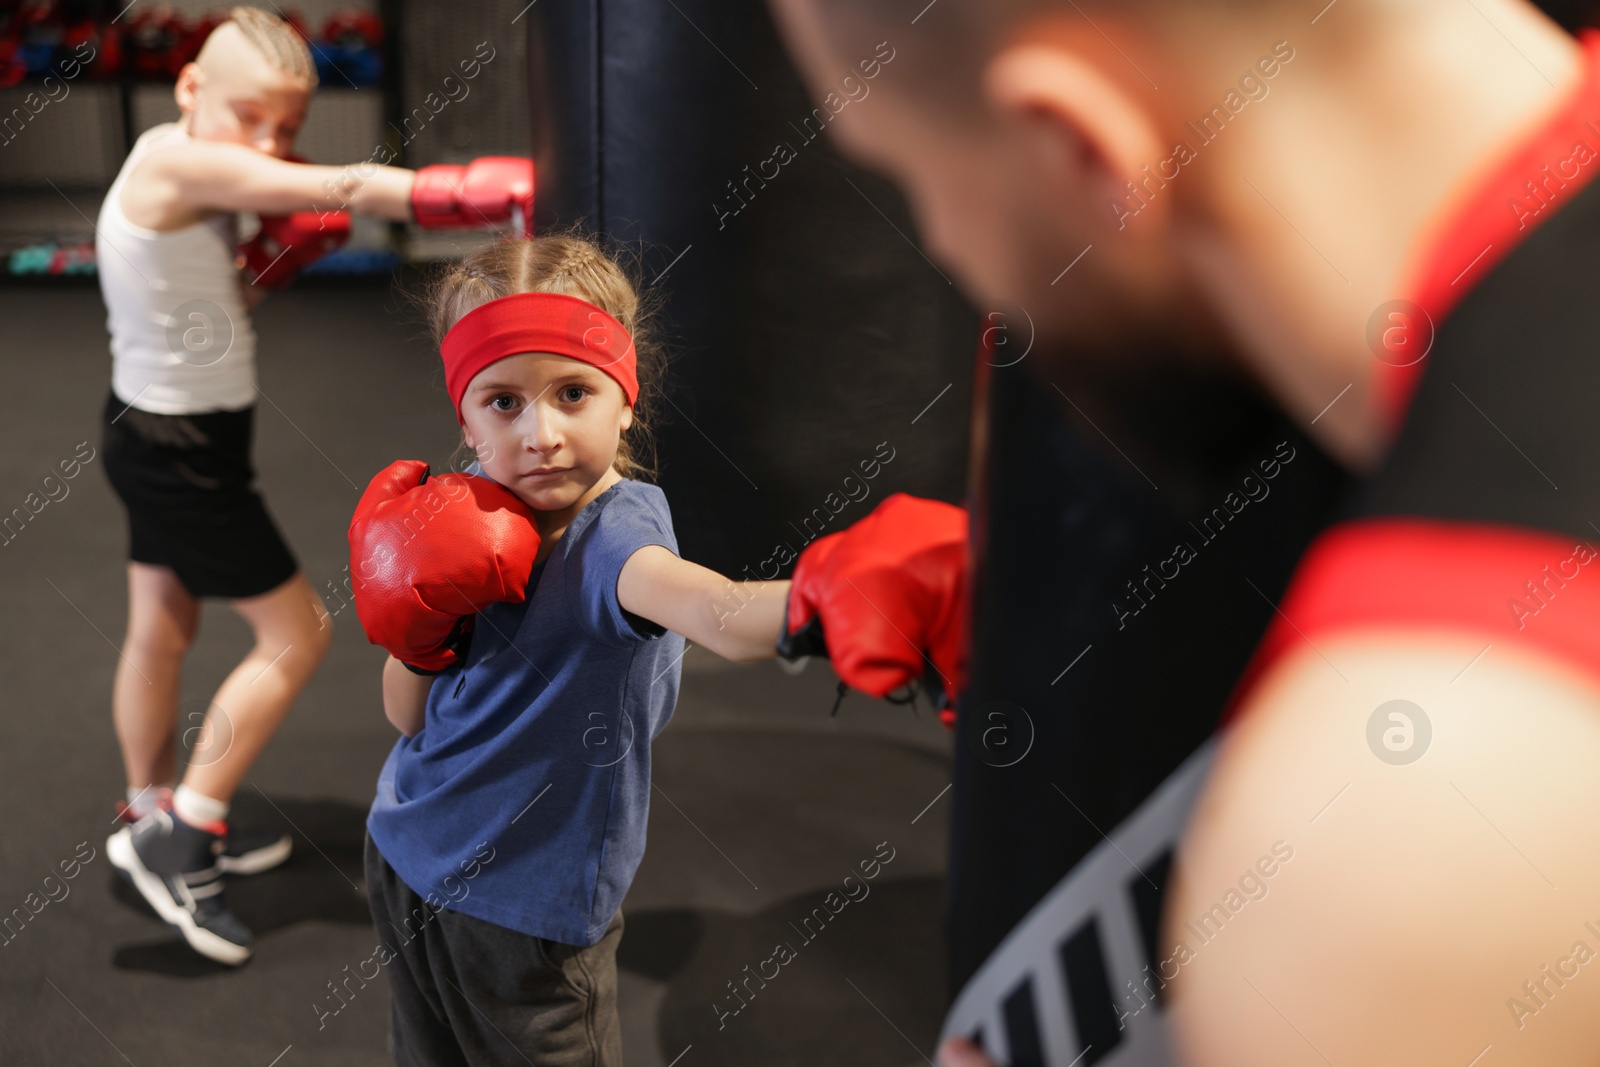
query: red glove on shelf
[
  {"left": 781, "top": 493, "right": 969, "bottom": 726},
  {"left": 410, "top": 156, "right": 535, "bottom": 235},
  {"left": 348, "top": 461, "right": 542, "bottom": 673}
]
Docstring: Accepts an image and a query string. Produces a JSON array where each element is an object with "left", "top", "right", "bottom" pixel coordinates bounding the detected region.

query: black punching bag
[
  {"left": 523, "top": 3, "right": 977, "bottom": 575},
  {"left": 949, "top": 336, "right": 1350, "bottom": 1039}
]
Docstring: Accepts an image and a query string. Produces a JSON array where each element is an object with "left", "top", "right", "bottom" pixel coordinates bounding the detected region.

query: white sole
[
  {"left": 106, "top": 828, "right": 252, "bottom": 966},
  {"left": 217, "top": 834, "right": 293, "bottom": 876}
]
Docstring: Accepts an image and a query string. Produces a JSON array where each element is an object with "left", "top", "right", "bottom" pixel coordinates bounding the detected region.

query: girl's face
[{"left": 460, "top": 352, "right": 634, "bottom": 519}]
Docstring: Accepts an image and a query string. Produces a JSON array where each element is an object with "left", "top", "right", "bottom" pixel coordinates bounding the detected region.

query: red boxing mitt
[
  {"left": 348, "top": 460, "right": 542, "bottom": 673},
  {"left": 781, "top": 493, "right": 970, "bottom": 713},
  {"left": 411, "top": 156, "right": 534, "bottom": 234},
  {"left": 240, "top": 210, "right": 351, "bottom": 289}
]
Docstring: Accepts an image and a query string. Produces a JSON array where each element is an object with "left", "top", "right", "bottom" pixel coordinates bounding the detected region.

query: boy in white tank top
[{"left": 100, "top": 5, "right": 533, "bottom": 967}]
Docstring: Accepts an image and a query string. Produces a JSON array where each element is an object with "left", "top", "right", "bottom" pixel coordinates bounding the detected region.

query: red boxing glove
[
  {"left": 348, "top": 460, "right": 542, "bottom": 673},
  {"left": 782, "top": 493, "right": 969, "bottom": 720},
  {"left": 240, "top": 211, "right": 351, "bottom": 289},
  {"left": 410, "top": 156, "right": 534, "bottom": 234}
]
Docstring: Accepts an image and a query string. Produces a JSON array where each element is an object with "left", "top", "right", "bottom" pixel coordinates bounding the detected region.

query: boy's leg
[
  {"left": 178, "top": 570, "right": 332, "bottom": 803},
  {"left": 109, "top": 570, "right": 330, "bottom": 965},
  {"left": 113, "top": 562, "right": 200, "bottom": 797}
]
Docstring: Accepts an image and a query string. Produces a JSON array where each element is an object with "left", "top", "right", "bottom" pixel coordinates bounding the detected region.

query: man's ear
[
  {"left": 982, "top": 44, "right": 1169, "bottom": 229},
  {"left": 174, "top": 62, "right": 202, "bottom": 115}
]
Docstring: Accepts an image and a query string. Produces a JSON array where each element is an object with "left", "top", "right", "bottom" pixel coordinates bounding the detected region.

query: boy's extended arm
[
  {"left": 382, "top": 654, "right": 435, "bottom": 737},
  {"left": 616, "top": 545, "right": 789, "bottom": 662},
  {"left": 138, "top": 140, "right": 414, "bottom": 220}
]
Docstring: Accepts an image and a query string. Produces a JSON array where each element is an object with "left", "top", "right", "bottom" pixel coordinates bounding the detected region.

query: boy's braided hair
[{"left": 227, "top": 6, "right": 318, "bottom": 86}]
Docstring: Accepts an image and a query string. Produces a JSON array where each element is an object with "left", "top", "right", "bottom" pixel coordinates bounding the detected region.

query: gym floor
[{"left": 0, "top": 282, "right": 953, "bottom": 1067}]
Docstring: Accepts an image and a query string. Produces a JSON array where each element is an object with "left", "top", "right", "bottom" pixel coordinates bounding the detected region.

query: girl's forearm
[
  {"left": 705, "top": 579, "right": 792, "bottom": 662},
  {"left": 382, "top": 654, "right": 433, "bottom": 737},
  {"left": 615, "top": 548, "right": 794, "bottom": 661}
]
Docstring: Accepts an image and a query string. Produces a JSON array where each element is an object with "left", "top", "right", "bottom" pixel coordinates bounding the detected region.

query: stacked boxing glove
[
  {"left": 348, "top": 460, "right": 542, "bottom": 674},
  {"left": 780, "top": 493, "right": 969, "bottom": 727},
  {"left": 410, "top": 156, "right": 535, "bottom": 235}
]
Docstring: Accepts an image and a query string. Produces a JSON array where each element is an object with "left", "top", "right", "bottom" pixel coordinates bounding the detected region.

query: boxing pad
[
  {"left": 239, "top": 210, "right": 352, "bottom": 289},
  {"left": 348, "top": 460, "right": 542, "bottom": 673},
  {"left": 780, "top": 493, "right": 969, "bottom": 719},
  {"left": 410, "top": 157, "right": 535, "bottom": 235}
]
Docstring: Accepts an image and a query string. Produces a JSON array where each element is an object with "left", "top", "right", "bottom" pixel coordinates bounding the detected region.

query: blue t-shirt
[{"left": 367, "top": 474, "right": 686, "bottom": 946}]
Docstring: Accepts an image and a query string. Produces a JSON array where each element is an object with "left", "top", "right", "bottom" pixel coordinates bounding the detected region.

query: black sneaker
[
  {"left": 113, "top": 794, "right": 291, "bottom": 877},
  {"left": 106, "top": 810, "right": 253, "bottom": 966},
  {"left": 218, "top": 827, "right": 293, "bottom": 876}
]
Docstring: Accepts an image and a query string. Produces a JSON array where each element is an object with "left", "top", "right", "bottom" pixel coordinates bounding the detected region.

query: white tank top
[{"left": 97, "top": 123, "right": 257, "bottom": 414}]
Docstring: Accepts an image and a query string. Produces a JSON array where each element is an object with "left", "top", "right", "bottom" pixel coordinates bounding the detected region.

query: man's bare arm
[{"left": 1167, "top": 633, "right": 1600, "bottom": 1066}]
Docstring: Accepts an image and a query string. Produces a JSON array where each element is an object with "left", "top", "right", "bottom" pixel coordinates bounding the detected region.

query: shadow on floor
[{"left": 622, "top": 874, "right": 949, "bottom": 1067}]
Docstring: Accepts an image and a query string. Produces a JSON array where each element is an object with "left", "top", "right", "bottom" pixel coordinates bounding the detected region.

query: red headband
[{"left": 441, "top": 291, "right": 639, "bottom": 424}]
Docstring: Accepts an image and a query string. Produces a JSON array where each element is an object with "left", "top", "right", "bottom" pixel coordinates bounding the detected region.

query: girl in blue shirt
[{"left": 357, "top": 232, "right": 793, "bottom": 1066}]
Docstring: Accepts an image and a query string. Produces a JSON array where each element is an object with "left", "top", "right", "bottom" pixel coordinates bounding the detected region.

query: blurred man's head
[
  {"left": 175, "top": 6, "right": 316, "bottom": 158},
  {"left": 769, "top": 0, "right": 1276, "bottom": 344},
  {"left": 767, "top": 0, "right": 1580, "bottom": 465}
]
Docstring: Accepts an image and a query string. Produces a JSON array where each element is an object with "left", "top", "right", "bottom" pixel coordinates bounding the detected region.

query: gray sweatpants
[{"left": 364, "top": 833, "right": 625, "bottom": 1067}]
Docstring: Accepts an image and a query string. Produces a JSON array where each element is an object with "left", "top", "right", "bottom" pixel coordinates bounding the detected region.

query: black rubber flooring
[{"left": 0, "top": 282, "right": 954, "bottom": 1066}]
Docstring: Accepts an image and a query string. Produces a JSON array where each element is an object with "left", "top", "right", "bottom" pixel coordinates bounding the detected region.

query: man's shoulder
[{"left": 1360, "top": 171, "right": 1600, "bottom": 542}]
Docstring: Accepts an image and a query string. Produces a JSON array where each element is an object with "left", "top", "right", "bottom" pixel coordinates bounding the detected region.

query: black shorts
[{"left": 100, "top": 388, "right": 299, "bottom": 600}]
